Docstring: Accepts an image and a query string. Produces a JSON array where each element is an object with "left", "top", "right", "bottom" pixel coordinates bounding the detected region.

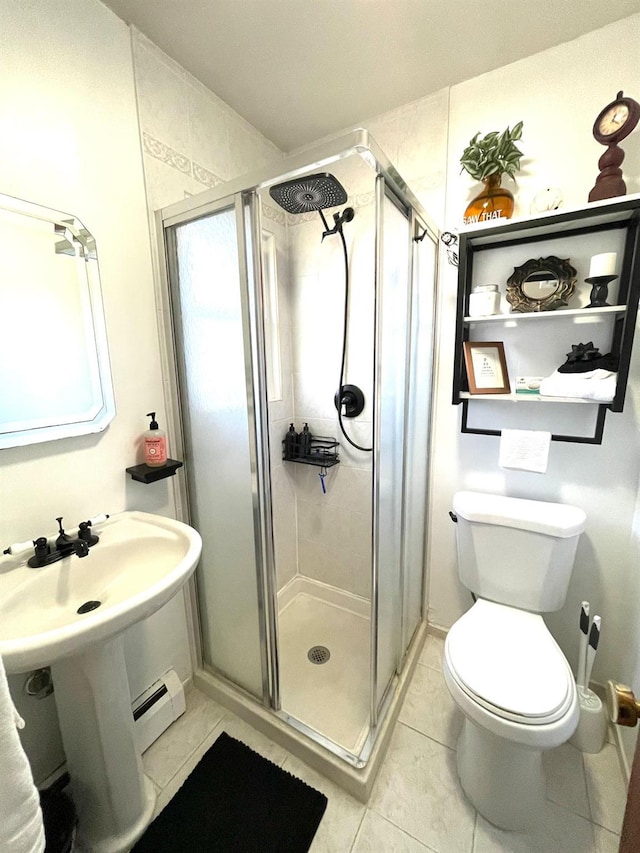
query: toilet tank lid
[{"left": 452, "top": 491, "right": 586, "bottom": 538}]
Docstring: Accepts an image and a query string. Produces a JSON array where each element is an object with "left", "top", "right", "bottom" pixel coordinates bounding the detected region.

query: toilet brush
[
  {"left": 577, "top": 601, "right": 589, "bottom": 689},
  {"left": 584, "top": 616, "right": 601, "bottom": 693},
  {"left": 570, "top": 613, "right": 606, "bottom": 753}
]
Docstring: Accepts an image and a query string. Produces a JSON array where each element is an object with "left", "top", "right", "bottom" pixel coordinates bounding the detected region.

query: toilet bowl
[
  {"left": 443, "top": 599, "right": 578, "bottom": 829},
  {"left": 444, "top": 491, "right": 586, "bottom": 830}
]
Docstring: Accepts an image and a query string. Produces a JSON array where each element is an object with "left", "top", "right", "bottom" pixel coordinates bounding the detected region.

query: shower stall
[{"left": 156, "top": 131, "right": 438, "bottom": 777}]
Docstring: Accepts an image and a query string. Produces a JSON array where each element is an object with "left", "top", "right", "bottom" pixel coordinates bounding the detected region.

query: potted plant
[{"left": 460, "top": 122, "right": 523, "bottom": 225}]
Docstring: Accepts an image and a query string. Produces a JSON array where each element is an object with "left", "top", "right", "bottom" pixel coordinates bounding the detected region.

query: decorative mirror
[
  {"left": 0, "top": 193, "right": 115, "bottom": 449},
  {"left": 506, "top": 256, "right": 577, "bottom": 312}
]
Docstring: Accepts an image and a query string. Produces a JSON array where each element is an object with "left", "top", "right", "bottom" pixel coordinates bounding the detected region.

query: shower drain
[{"left": 307, "top": 645, "right": 331, "bottom": 665}]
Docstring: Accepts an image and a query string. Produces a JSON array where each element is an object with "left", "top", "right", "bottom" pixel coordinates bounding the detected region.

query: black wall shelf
[
  {"left": 452, "top": 196, "right": 640, "bottom": 445},
  {"left": 282, "top": 435, "right": 340, "bottom": 467},
  {"left": 126, "top": 459, "right": 184, "bottom": 484}
]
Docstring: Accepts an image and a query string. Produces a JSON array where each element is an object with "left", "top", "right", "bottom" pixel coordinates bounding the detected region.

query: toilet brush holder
[{"left": 569, "top": 688, "right": 607, "bottom": 753}]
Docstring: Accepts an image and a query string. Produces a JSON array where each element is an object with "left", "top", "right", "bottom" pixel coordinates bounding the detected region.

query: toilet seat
[{"left": 445, "top": 599, "right": 574, "bottom": 725}]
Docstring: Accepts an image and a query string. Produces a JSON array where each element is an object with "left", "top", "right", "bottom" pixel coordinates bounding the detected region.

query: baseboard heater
[{"left": 132, "top": 669, "right": 186, "bottom": 753}]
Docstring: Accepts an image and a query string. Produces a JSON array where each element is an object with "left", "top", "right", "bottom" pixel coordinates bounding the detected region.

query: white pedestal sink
[{"left": 0, "top": 511, "right": 202, "bottom": 853}]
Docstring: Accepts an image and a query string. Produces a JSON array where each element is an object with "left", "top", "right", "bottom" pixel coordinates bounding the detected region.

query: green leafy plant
[{"left": 460, "top": 122, "right": 524, "bottom": 182}]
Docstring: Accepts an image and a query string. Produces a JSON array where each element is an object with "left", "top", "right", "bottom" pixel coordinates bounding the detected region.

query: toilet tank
[{"left": 452, "top": 491, "right": 587, "bottom": 612}]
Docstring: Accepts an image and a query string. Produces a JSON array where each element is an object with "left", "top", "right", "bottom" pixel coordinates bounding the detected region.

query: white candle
[{"left": 589, "top": 252, "right": 617, "bottom": 278}]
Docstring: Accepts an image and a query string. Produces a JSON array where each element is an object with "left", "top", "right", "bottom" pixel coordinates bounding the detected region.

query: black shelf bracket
[
  {"left": 460, "top": 400, "right": 608, "bottom": 445},
  {"left": 126, "top": 459, "right": 184, "bottom": 484}
]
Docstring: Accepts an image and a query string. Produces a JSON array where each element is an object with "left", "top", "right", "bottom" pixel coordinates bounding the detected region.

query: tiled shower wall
[{"left": 277, "top": 157, "right": 377, "bottom": 600}]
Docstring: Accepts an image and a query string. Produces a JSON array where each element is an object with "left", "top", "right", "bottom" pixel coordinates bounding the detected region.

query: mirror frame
[
  {"left": 0, "top": 193, "right": 115, "bottom": 449},
  {"left": 506, "top": 255, "right": 577, "bottom": 313}
]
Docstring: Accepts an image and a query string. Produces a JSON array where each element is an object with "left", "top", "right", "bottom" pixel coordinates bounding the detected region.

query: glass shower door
[
  {"left": 165, "top": 196, "right": 270, "bottom": 700},
  {"left": 401, "top": 219, "right": 437, "bottom": 654},
  {"left": 372, "top": 187, "right": 437, "bottom": 724},
  {"left": 372, "top": 182, "right": 412, "bottom": 721}
]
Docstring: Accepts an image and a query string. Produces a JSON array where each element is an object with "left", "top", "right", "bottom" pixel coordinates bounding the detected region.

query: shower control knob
[{"left": 334, "top": 384, "right": 365, "bottom": 418}]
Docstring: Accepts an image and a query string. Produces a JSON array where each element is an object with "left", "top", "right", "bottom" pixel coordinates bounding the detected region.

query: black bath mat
[{"left": 132, "top": 731, "right": 327, "bottom": 853}]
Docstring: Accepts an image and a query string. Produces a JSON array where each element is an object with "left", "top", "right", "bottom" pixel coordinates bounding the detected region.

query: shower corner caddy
[
  {"left": 282, "top": 435, "right": 340, "bottom": 467},
  {"left": 125, "top": 459, "right": 184, "bottom": 484},
  {"left": 452, "top": 195, "right": 640, "bottom": 445}
]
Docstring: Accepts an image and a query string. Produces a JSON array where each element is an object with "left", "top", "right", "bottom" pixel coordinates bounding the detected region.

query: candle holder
[{"left": 583, "top": 275, "right": 617, "bottom": 308}]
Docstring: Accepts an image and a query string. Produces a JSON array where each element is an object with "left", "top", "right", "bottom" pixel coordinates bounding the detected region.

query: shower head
[{"left": 269, "top": 173, "right": 348, "bottom": 214}]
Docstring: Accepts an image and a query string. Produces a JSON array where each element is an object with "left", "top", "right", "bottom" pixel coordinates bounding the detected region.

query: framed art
[{"left": 463, "top": 341, "right": 510, "bottom": 394}]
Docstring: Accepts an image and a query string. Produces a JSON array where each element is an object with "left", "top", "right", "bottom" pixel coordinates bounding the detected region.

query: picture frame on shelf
[{"left": 463, "top": 341, "right": 511, "bottom": 394}]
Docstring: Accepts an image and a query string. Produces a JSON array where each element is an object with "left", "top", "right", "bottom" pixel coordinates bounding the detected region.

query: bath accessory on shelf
[
  {"left": 143, "top": 412, "right": 168, "bottom": 467},
  {"left": 584, "top": 274, "right": 617, "bottom": 308}
]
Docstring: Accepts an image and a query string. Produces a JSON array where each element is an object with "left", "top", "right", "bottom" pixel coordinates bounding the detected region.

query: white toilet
[{"left": 443, "top": 491, "right": 587, "bottom": 830}]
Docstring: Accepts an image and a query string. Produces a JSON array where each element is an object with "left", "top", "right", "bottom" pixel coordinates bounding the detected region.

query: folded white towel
[
  {"left": 0, "top": 654, "right": 45, "bottom": 853},
  {"left": 539, "top": 370, "right": 617, "bottom": 403}
]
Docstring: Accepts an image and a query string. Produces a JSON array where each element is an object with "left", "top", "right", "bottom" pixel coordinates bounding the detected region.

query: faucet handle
[
  {"left": 34, "top": 537, "right": 50, "bottom": 558},
  {"left": 78, "top": 521, "right": 99, "bottom": 547}
]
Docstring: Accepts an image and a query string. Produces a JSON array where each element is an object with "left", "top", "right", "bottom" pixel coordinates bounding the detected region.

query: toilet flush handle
[
  {"left": 606, "top": 681, "right": 640, "bottom": 727},
  {"left": 449, "top": 511, "right": 458, "bottom": 523}
]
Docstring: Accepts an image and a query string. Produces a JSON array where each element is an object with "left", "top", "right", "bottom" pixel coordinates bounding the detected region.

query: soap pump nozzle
[{"left": 146, "top": 412, "right": 159, "bottom": 430}]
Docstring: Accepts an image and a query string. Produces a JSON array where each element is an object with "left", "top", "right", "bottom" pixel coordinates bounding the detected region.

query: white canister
[{"left": 469, "top": 285, "right": 501, "bottom": 317}]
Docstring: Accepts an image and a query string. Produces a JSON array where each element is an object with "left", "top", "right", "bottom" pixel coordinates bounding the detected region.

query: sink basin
[
  {"left": 0, "top": 510, "right": 202, "bottom": 852},
  {"left": 0, "top": 510, "right": 202, "bottom": 673}
]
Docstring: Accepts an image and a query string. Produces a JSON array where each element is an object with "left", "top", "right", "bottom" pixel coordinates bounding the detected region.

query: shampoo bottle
[
  {"left": 144, "top": 412, "right": 167, "bottom": 467},
  {"left": 284, "top": 423, "right": 298, "bottom": 460},
  {"left": 299, "top": 423, "right": 312, "bottom": 458}
]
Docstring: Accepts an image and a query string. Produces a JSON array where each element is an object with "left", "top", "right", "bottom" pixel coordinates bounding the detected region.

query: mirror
[
  {"left": 521, "top": 273, "right": 560, "bottom": 301},
  {"left": 506, "top": 255, "right": 577, "bottom": 312},
  {"left": 0, "top": 193, "right": 115, "bottom": 448}
]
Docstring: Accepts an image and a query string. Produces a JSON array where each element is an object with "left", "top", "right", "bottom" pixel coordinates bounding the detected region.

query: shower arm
[{"left": 318, "top": 208, "right": 355, "bottom": 241}]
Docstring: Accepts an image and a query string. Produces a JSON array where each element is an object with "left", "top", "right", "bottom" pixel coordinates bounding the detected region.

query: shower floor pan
[{"left": 277, "top": 580, "right": 370, "bottom": 756}]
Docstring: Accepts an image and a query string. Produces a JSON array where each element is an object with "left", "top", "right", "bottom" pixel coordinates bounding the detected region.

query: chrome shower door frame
[{"left": 160, "top": 191, "right": 279, "bottom": 710}]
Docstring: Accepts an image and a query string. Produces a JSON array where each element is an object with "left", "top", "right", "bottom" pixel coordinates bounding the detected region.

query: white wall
[
  {"left": 0, "top": 1, "right": 282, "bottom": 786},
  {"left": 0, "top": 0, "right": 180, "bottom": 783}
]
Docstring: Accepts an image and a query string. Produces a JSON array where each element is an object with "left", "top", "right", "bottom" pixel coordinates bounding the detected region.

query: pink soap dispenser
[{"left": 144, "top": 412, "right": 167, "bottom": 467}]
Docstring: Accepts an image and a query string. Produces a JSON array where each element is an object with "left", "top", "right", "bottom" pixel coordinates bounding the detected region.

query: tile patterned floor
[{"left": 141, "top": 635, "right": 628, "bottom": 852}]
